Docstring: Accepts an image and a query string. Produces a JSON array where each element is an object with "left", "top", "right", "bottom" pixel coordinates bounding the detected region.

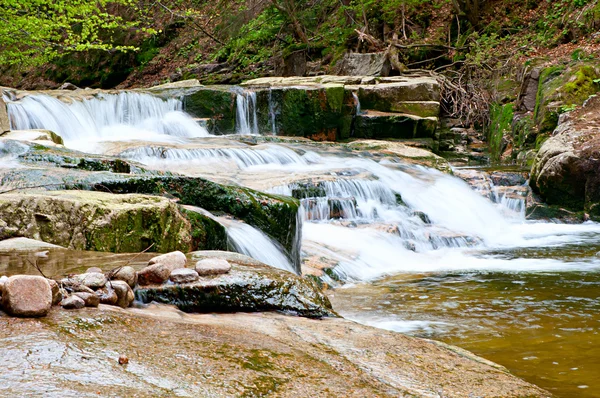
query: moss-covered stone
[
  {"left": 353, "top": 111, "right": 437, "bottom": 139},
  {"left": 390, "top": 101, "right": 440, "bottom": 118},
  {"left": 488, "top": 103, "right": 514, "bottom": 162},
  {"left": 0, "top": 191, "right": 206, "bottom": 253},
  {"left": 89, "top": 175, "right": 301, "bottom": 269},
  {"left": 534, "top": 63, "right": 599, "bottom": 135},
  {"left": 356, "top": 79, "right": 440, "bottom": 111},
  {"left": 182, "top": 87, "right": 237, "bottom": 134}
]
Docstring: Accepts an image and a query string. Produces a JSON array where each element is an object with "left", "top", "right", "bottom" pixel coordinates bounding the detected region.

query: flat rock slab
[
  {"left": 135, "top": 251, "right": 334, "bottom": 318},
  {"left": 0, "top": 306, "right": 551, "bottom": 397},
  {"left": 0, "top": 237, "right": 64, "bottom": 252}
]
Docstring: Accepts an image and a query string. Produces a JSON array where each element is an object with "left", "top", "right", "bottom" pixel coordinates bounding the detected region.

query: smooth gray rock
[
  {"left": 195, "top": 258, "right": 231, "bottom": 276},
  {"left": 111, "top": 266, "right": 137, "bottom": 288},
  {"left": 74, "top": 272, "right": 107, "bottom": 289},
  {"left": 48, "top": 279, "right": 62, "bottom": 306},
  {"left": 95, "top": 287, "right": 118, "bottom": 305},
  {"left": 170, "top": 268, "right": 200, "bottom": 284},
  {"left": 137, "top": 263, "right": 171, "bottom": 286},
  {"left": 108, "top": 280, "right": 134, "bottom": 308},
  {"left": 148, "top": 251, "right": 187, "bottom": 270}
]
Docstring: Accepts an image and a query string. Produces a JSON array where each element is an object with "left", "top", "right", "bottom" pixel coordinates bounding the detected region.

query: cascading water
[
  {"left": 235, "top": 89, "right": 259, "bottom": 135},
  {"left": 120, "top": 144, "right": 309, "bottom": 169},
  {"left": 5, "top": 91, "right": 210, "bottom": 152},
  {"left": 352, "top": 92, "right": 361, "bottom": 115},
  {"left": 226, "top": 221, "right": 297, "bottom": 274},
  {"left": 268, "top": 88, "right": 278, "bottom": 135}
]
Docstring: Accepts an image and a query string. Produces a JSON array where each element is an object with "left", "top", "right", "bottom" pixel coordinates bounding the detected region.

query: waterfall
[
  {"left": 182, "top": 205, "right": 298, "bottom": 274},
  {"left": 235, "top": 89, "right": 259, "bottom": 135},
  {"left": 268, "top": 88, "right": 278, "bottom": 135},
  {"left": 226, "top": 220, "right": 297, "bottom": 274},
  {"left": 5, "top": 92, "right": 210, "bottom": 152},
  {"left": 120, "top": 144, "right": 309, "bottom": 168},
  {"left": 352, "top": 92, "right": 361, "bottom": 115}
]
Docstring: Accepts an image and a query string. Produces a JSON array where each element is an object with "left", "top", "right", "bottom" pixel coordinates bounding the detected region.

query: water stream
[{"left": 5, "top": 90, "right": 600, "bottom": 397}]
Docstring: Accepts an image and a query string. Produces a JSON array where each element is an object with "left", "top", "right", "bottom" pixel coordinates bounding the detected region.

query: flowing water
[{"left": 5, "top": 90, "right": 600, "bottom": 397}]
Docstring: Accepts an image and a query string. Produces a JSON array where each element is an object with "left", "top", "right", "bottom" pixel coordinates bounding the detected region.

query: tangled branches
[{"left": 439, "top": 71, "right": 493, "bottom": 128}]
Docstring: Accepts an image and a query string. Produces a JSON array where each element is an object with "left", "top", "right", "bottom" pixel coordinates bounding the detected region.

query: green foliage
[
  {"left": 214, "top": 7, "right": 284, "bottom": 68},
  {"left": 0, "top": 0, "right": 155, "bottom": 67}
]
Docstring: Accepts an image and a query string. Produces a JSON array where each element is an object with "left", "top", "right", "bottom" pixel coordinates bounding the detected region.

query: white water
[
  {"left": 7, "top": 90, "right": 600, "bottom": 282},
  {"left": 6, "top": 92, "right": 210, "bottom": 152},
  {"left": 235, "top": 89, "right": 258, "bottom": 135},
  {"left": 121, "top": 144, "right": 309, "bottom": 169},
  {"left": 226, "top": 221, "right": 296, "bottom": 274}
]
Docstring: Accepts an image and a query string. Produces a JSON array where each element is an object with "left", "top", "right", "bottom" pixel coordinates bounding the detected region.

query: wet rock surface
[
  {"left": 60, "top": 294, "right": 85, "bottom": 309},
  {"left": 0, "top": 306, "right": 551, "bottom": 397},
  {"left": 136, "top": 251, "right": 335, "bottom": 318}
]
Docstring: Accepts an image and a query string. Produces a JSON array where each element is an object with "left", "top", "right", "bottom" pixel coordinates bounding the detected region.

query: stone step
[{"left": 354, "top": 110, "right": 437, "bottom": 140}]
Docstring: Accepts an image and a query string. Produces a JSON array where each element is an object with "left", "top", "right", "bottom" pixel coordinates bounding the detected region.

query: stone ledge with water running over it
[
  {"left": 136, "top": 251, "right": 335, "bottom": 318},
  {"left": 0, "top": 139, "right": 302, "bottom": 269}
]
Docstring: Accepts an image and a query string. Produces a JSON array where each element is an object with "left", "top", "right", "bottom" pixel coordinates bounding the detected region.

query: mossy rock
[
  {"left": 353, "top": 111, "right": 437, "bottom": 139},
  {"left": 534, "top": 63, "right": 599, "bottom": 134},
  {"left": 356, "top": 79, "right": 440, "bottom": 111},
  {"left": 88, "top": 175, "right": 301, "bottom": 270},
  {"left": 182, "top": 86, "right": 237, "bottom": 134},
  {"left": 390, "top": 101, "right": 440, "bottom": 118},
  {"left": 488, "top": 103, "right": 514, "bottom": 162},
  {"left": 276, "top": 85, "right": 352, "bottom": 140},
  {"left": 0, "top": 191, "right": 226, "bottom": 253}
]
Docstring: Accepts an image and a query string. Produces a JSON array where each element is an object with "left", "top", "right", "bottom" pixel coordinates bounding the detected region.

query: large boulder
[
  {"left": 530, "top": 95, "right": 600, "bottom": 216},
  {"left": 1, "top": 275, "right": 52, "bottom": 317},
  {"left": 135, "top": 251, "right": 335, "bottom": 318},
  {"left": 0, "top": 191, "right": 203, "bottom": 253},
  {"left": 334, "top": 53, "right": 392, "bottom": 76}
]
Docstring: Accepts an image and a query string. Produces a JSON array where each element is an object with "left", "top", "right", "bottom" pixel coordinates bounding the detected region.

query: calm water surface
[{"left": 331, "top": 247, "right": 600, "bottom": 398}]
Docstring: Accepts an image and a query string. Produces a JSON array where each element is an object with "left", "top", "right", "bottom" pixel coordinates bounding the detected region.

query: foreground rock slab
[
  {"left": 0, "top": 306, "right": 550, "bottom": 397},
  {"left": 136, "top": 251, "right": 334, "bottom": 318}
]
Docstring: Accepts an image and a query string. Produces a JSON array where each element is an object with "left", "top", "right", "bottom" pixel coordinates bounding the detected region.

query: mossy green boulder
[{"left": 0, "top": 191, "right": 227, "bottom": 253}]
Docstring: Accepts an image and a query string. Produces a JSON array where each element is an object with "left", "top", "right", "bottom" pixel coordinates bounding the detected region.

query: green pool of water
[{"left": 331, "top": 270, "right": 600, "bottom": 397}]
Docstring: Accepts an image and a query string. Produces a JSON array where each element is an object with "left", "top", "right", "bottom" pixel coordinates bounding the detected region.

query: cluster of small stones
[
  {"left": 0, "top": 250, "right": 231, "bottom": 318},
  {"left": 136, "top": 250, "right": 232, "bottom": 286}
]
